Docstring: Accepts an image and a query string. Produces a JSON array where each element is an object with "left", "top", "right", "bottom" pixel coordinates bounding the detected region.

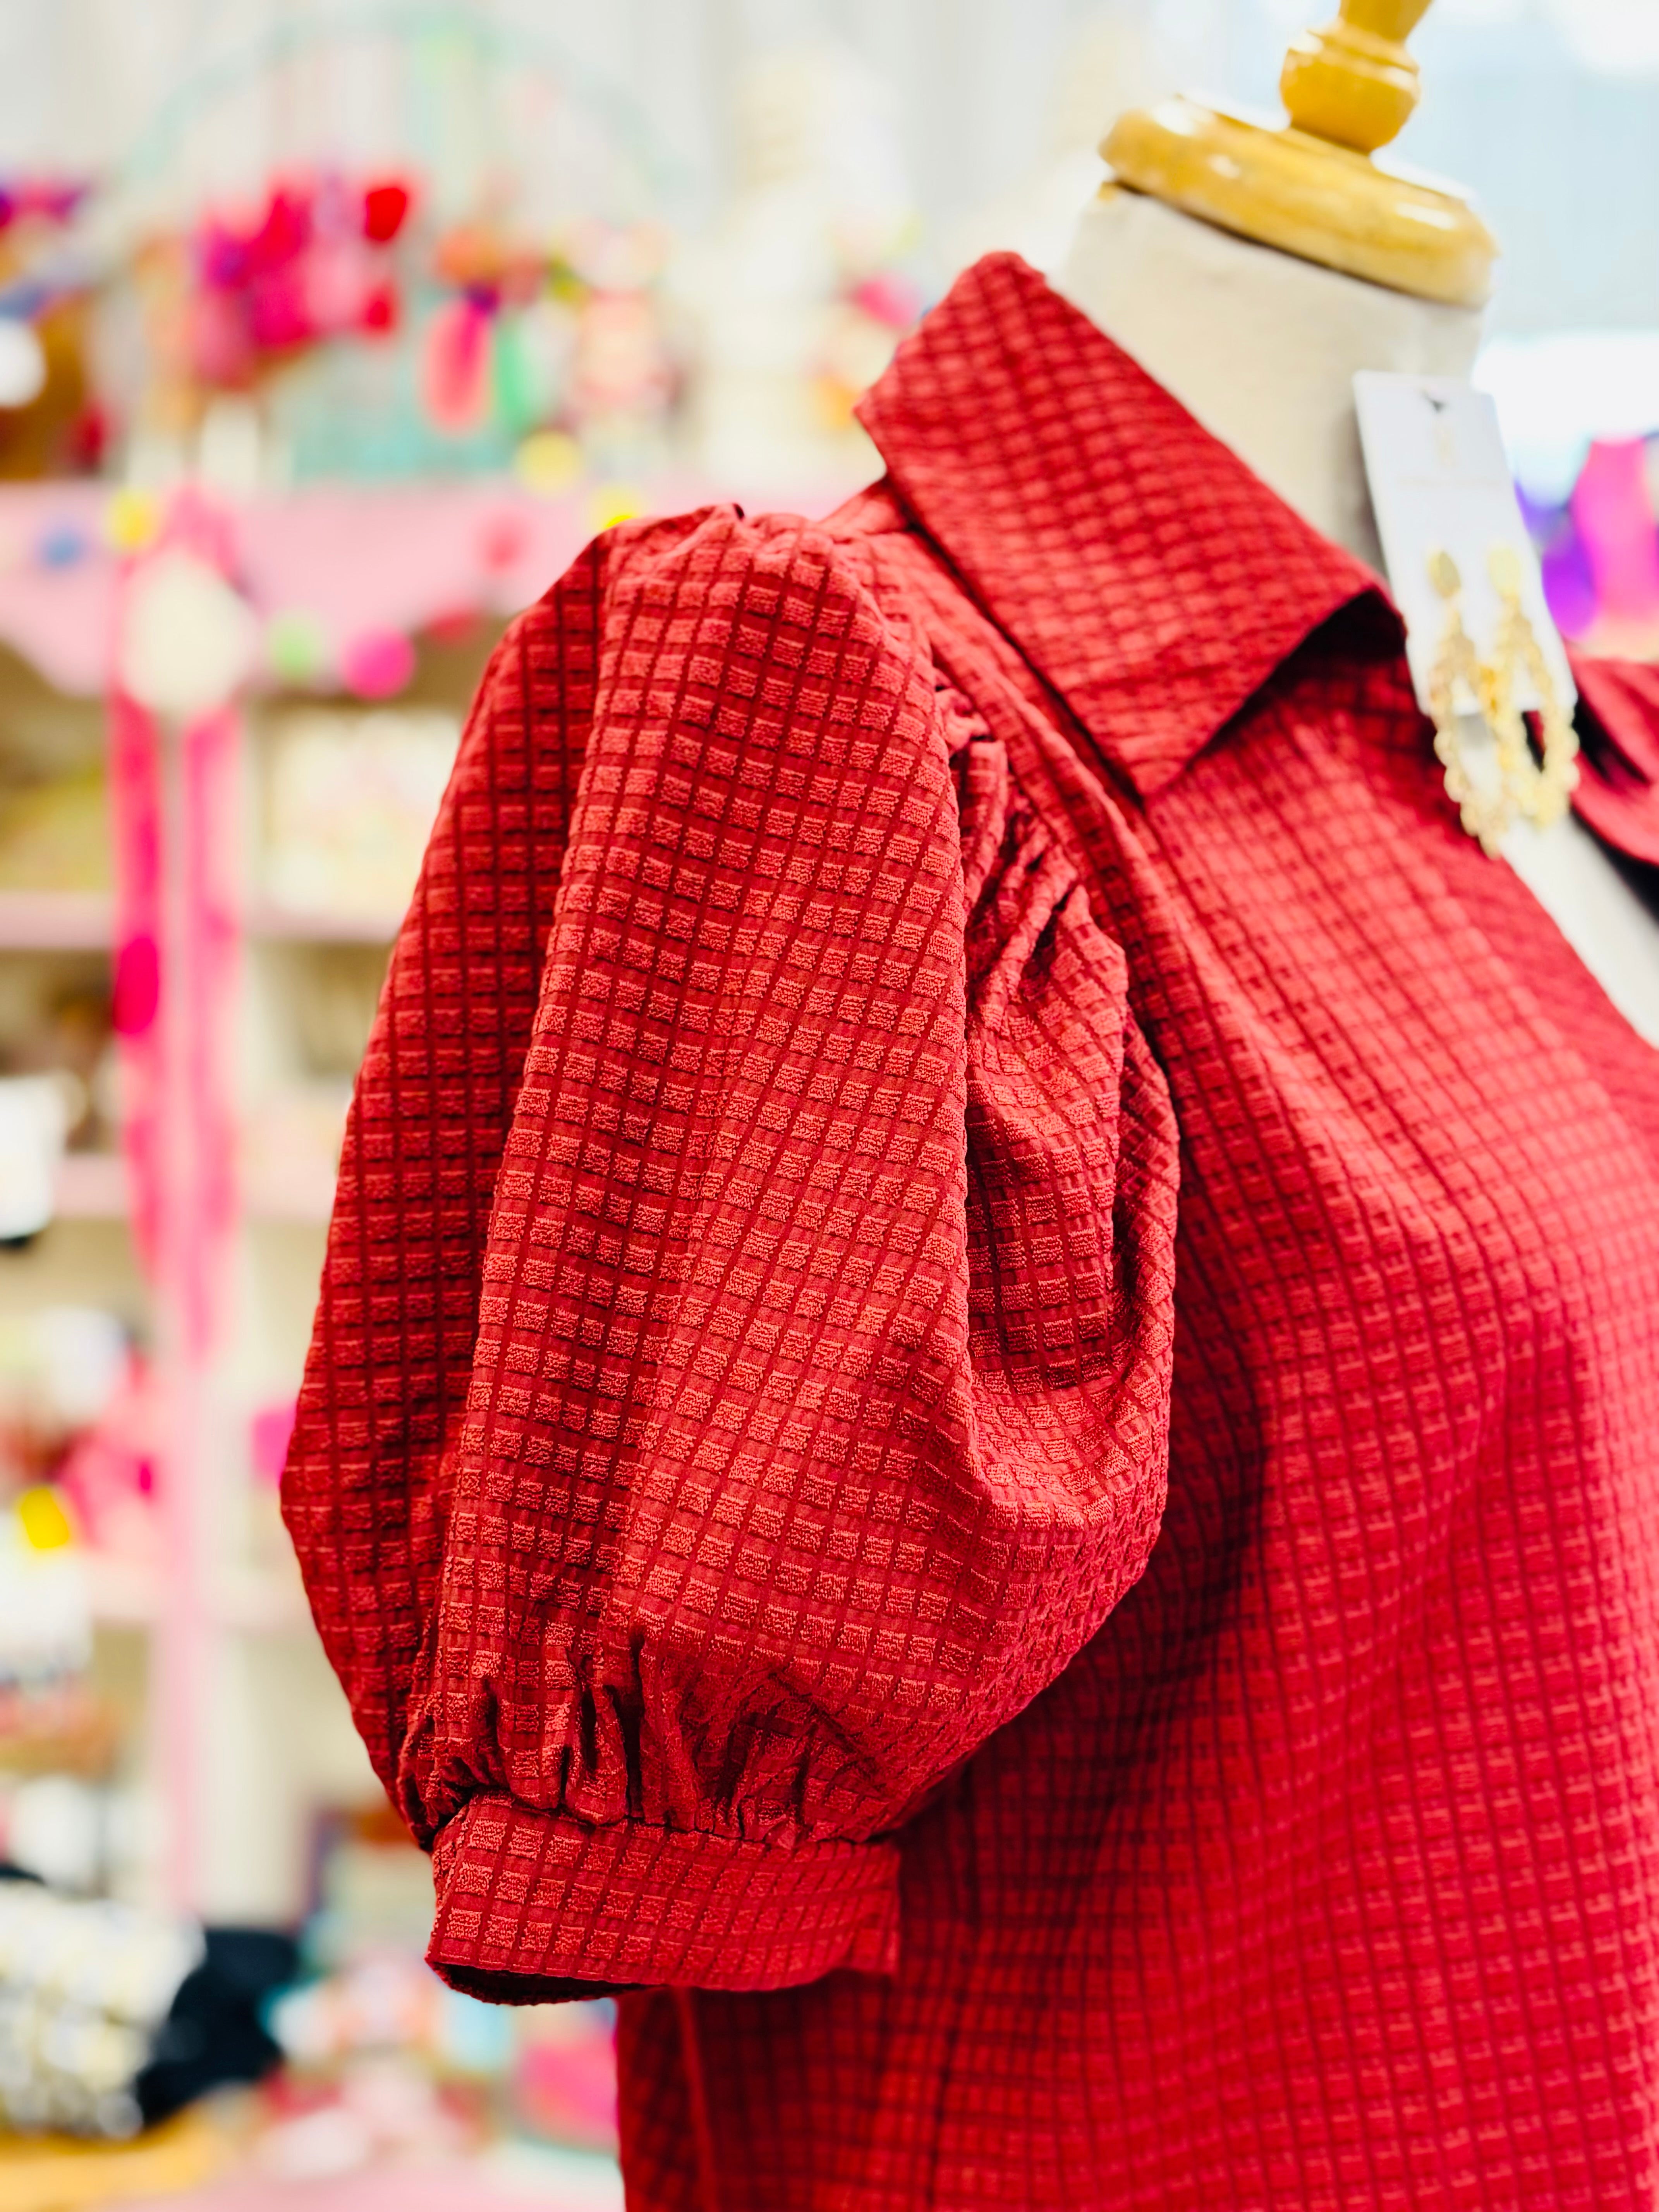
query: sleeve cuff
[{"left": 426, "top": 1789, "right": 901, "bottom": 1997}]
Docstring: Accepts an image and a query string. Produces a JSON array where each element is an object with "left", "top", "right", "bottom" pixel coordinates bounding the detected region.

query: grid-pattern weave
[{"left": 286, "top": 254, "right": 1659, "bottom": 2208}]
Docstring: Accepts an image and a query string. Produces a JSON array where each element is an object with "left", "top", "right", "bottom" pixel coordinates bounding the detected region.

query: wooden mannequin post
[
  {"left": 1280, "top": 1, "right": 1434, "bottom": 155},
  {"left": 1102, "top": 0, "right": 1493, "bottom": 307}
]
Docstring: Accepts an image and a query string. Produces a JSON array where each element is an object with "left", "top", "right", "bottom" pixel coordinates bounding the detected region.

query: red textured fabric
[{"left": 285, "top": 255, "right": 1659, "bottom": 2209}]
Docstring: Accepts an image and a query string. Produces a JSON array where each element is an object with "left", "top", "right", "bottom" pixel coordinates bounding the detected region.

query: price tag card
[{"left": 1353, "top": 370, "right": 1573, "bottom": 716}]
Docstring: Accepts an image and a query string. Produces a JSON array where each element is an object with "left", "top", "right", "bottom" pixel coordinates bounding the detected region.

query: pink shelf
[
  {"left": 0, "top": 890, "right": 114, "bottom": 950},
  {"left": 84, "top": 1550, "right": 308, "bottom": 1633},
  {"left": 55, "top": 1152, "right": 129, "bottom": 1218},
  {"left": 243, "top": 1165, "right": 338, "bottom": 1224},
  {"left": 244, "top": 902, "right": 400, "bottom": 944},
  {"left": 52, "top": 1151, "right": 342, "bottom": 1225}
]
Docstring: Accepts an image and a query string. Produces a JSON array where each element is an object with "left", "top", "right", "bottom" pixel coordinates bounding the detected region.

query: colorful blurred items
[
  {"left": 0, "top": 765, "right": 109, "bottom": 893},
  {"left": 264, "top": 605, "right": 332, "bottom": 690},
  {"left": 0, "top": 1882, "right": 202, "bottom": 2138},
  {"left": 422, "top": 215, "right": 675, "bottom": 455},
  {"left": 585, "top": 483, "right": 645, "bottom": 535},
  {"left": 250, "top": 2051, "right": 478, "bottom": 2180},
  {"left": 101, "top": 488, "right": 160, "bottom": 556},
  {"left": 1481, "top": 332, "right": 1659, "bottom": 661},
  {"left": 249, "top": 1400, "right": 295, "bottom": 1489},
  {"left": 338, "top": 627, "right": 416, "bottom": 701},
  {"left": 421, "top": 295, "right": 492, "bottom": 434},
  {"left": 263, "top": 706, "right": 459, "bottom": 927},
  {"left": 0, "top": 183, "right": 88, "bottom": 235},
  {"left": 0, "top": 1306, "right": 128, "bottom": 1469},
  {"left": 849, "top": 270, "right": 921, "bottom": 331},
  {"left": 476, "top": 510, "right": 529, "bottom": 575},
  {"left": 0, "top": 1500, "right": 89, "bottom": 1697},
  {"left": 423, "top": 215, "right": 539, "bottom": 440},
  {"left": 261, "top": 1949, "right": 495, "bottom": 2175},
  {"left": 1571, "top": 439, "right": 1659, "bottom": 659},
  {"left": 0, "top": 1681, "right": 119, "bottom": 1781},
  {"left": 1521, "top": 489, "right": 1600, "bottom": 645},
  {"left": 33, "top": 517, "right": 88, "bottom": 568},
  {"left": 513, "top": 428, "right": 583, "bottom": 497},
  {"left": 187, "top": 170, "right": 414, "bottom": 394},
  {"left": 1520, "top": 441, "right": 1659, "bottom": 660},
  {"left": 269, "top": 1953, "right": 442, "bottom": 2073},
  {"left": 54, "top": 1350, "right": 159, "bottom": 1565},
  {"left": 0, "top": 178, "right": 98, "bottom": 481},
  {"left": 0, "top": 1425, "right": 98, "bottom": 1782},
  {"left": 431, "top": 216, "right": 547, "bottom": 309},
  {"left": 266, "top": 1959, "right": 614, "bottom": 2160},
  {"left": 509, "top": 2006, "right": 618, "bottom": 2157},
  {"left": 305, "top": 1804, "right": 434, "bottom": 1970},
  {"left": 0, "top": 321, "right": 46, "bottom": 410},
  {"left": 0, "top": 1304, "right": 151, "bottom": 1577},
  {"left": 0, "top": 1074, "right": 76, "bottom": 1242},
  {"left": 815, "top": 266, "right": 922, "bottom": 432},
  {"left": 674, "top": 44, "right": 922, "bottom": 489}
]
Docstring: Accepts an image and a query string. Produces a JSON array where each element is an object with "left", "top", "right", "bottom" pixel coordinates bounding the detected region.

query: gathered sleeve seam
[{"left": 427, "top": 1788, "right": 902, "bottom": 1997}]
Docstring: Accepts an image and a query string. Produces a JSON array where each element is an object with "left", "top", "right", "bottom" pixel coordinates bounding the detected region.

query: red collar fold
[{"left": 857, "top": 252, "right": 1391, "bottom": 798}]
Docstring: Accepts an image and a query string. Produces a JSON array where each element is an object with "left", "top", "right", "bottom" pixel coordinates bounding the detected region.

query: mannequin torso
[{"left": 1056, "top": 186, "right": 1659, "bottom": 1049}]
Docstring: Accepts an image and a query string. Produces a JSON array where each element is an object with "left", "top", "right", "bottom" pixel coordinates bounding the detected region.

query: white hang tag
[{"left": 1353, "top": 371, "right": 1575, "bottom": 718}]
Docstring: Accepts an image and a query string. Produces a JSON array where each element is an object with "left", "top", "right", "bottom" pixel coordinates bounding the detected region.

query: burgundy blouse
[{"left": 285, "top": 254, "right": 1659, "bottom": 2209}]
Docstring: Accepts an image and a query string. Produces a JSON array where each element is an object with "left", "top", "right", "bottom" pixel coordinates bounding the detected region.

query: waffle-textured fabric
[{"left": 284, "top": 255, "right": 1659, "bottom": 2210}]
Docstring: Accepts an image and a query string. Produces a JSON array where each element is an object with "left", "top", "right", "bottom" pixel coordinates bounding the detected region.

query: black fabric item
[{"left": 134, "top": 1927, "right": 298, "bottom": 2125}]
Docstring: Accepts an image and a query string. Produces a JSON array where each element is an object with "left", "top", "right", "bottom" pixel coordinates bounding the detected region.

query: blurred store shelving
[{"left": 0, "top": 4, "right": 1655, "bottom": 2205}]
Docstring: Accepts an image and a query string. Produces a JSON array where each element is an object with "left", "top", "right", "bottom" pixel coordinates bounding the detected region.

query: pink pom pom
[{"left": 340, "top": 629, "right": 415, "bottom": 699}]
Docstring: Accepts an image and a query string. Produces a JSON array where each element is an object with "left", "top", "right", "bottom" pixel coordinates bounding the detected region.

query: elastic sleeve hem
[{"left": 425, "top": 1790, "right": 902, "bottom": 1997}]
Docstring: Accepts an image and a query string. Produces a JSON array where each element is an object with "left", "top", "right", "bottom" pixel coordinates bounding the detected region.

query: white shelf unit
[{"left": 0, "top": 547, "right": 500, "bottom": 1926}]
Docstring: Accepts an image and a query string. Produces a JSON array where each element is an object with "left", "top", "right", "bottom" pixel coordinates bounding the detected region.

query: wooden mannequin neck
[{"left": 1055, "top": 186, "right": 1485, "bottom": 568}]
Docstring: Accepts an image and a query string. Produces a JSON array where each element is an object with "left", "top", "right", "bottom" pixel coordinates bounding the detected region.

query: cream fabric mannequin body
[{"left": 1057, "top": 187, "right": 1659, "bottom": 1049}]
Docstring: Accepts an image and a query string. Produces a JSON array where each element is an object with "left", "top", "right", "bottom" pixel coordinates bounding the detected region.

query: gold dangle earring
[
  {"left": 1425, "top": 550, "right": 1513, "bottom": 857},
  {"left": 1483, "top": 544, "right": 1580, "bottom": 832}
]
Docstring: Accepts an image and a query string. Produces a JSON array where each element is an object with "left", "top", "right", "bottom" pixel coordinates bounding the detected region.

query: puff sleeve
[{"left": 283, "top": 507, "right": 1179, "bottom": 2000}]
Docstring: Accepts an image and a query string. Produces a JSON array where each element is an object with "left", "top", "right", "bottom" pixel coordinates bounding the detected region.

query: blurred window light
[{"left": 1544, "top": 0, "right": 1659, "bottom": 72}]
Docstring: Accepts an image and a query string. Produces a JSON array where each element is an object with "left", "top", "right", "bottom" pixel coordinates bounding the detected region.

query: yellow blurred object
[
  {"left": 1103, "top": 0, "right": 1496, "bottom": 307},
  {"left": 102, "top": 489, "right": 161, "bottom": 555},
  {"left": 586, "top": 483, "right": 644, "bottom": 534},
  {"left": 1281, "top": 0, "right": 1428, "bottom": 153},
  {"left": 0, "top": 2109, "right": 226, "bottom": 2212},
  {"left": 17, "top": 1485, "right": 74, "bottom": 1551},
  {"left": 514, "top": 429, "right": 584, "bottom": 497},
  {"left": 0, "top": 768, "right": 111, "bottom": 894}
]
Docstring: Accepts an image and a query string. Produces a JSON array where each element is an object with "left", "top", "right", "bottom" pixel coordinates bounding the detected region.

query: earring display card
[{"left": 1353, "top": 371, "right": 1574, "bottom": 718}]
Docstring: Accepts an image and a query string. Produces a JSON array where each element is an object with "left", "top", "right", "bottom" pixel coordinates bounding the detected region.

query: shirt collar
[{"left": 856, "top": 251, "right": 1392, "bottom": 798}]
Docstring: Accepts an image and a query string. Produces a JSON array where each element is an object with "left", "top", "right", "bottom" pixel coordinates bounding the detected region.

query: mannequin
[
  {"left": 1054, "top": 14, "right": 1659, "bottom": 1048},
  {"left": 1057, "top": 186, "right": 1476, "bottom": 575}
]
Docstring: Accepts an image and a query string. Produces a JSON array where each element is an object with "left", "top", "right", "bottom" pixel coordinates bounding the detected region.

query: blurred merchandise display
[
  {"left": 672, "top": 43, "right": 923, "bottom": 494},
  {"left": 1480, "top": 334, "right": 1659, "bottom": 659},
  {"left": 0, "top": 440, "right": 626, "bottom": 2200},
  {"left": 241, "top": 1808, "right": 620, "bottom": 2190},
  {"left": 0, "top": 175, "right": 102, "bottom": 483},
  {"left": 182, "top": 173, "right": 412, "bottom": 396},
  {"left": 0, "top": 1882, "right": 203, "bottom": 2137},
  {"left": 261, "top": 707, "right": 459, "bottom": 929}
]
